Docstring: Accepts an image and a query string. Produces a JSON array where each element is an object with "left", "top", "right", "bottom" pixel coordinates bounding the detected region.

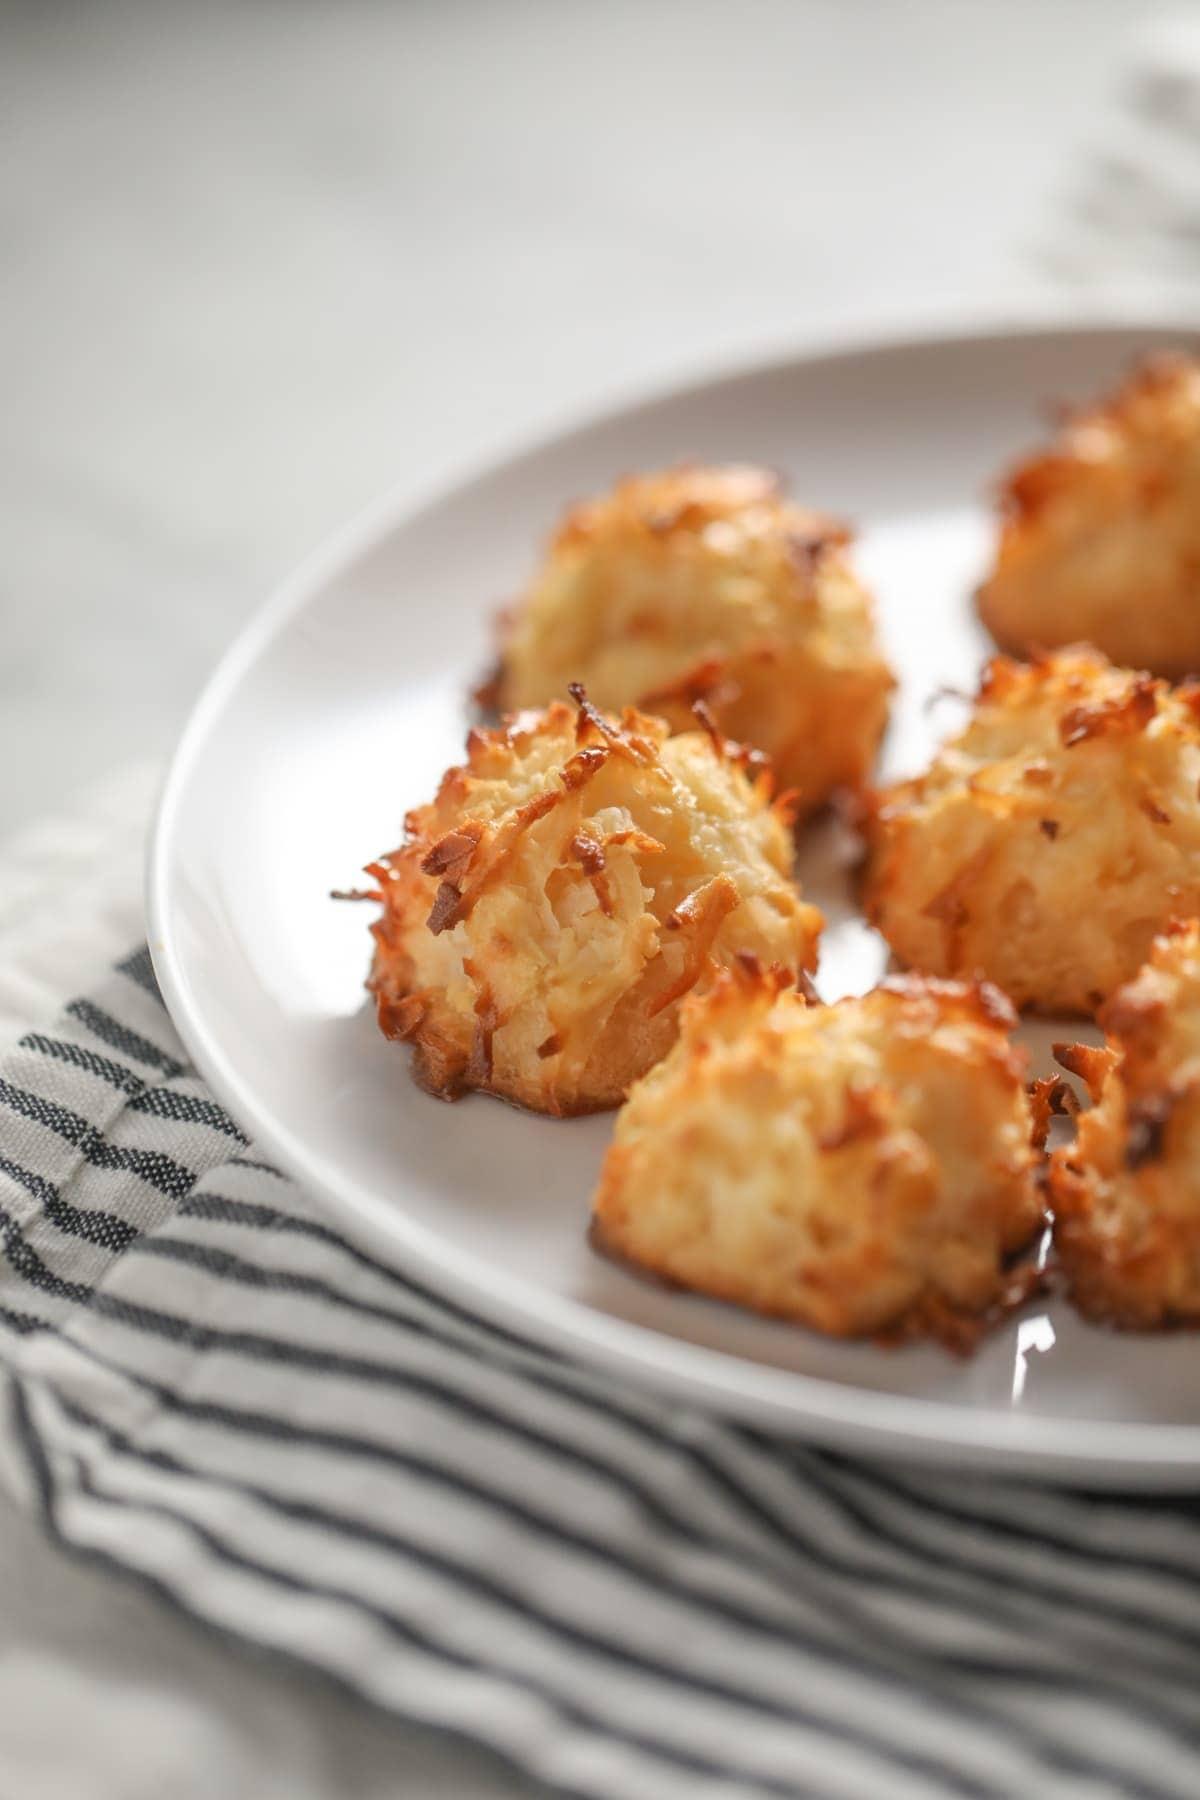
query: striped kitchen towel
[{"left": 0, "top": 946, "right": 1198, "bottom": 1800}]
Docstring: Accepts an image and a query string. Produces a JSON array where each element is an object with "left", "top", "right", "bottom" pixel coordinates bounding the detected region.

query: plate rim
[{"left": 148, "top": 304, "right": 1200, "bottom": 1485}]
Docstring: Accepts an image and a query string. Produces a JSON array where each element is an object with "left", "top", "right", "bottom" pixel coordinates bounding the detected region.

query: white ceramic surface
[{"left": 150, "top": 317, "right": 1200, "bottom": 1488}]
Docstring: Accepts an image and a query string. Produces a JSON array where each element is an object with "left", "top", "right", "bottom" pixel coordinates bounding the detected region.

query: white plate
[{"left": 150, "top": 314, "right": 1200, "bottom": 1489}]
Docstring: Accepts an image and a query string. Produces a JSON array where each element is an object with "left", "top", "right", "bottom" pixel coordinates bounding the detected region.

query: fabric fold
[{"left": 0, "top": 948, "right": 1198, "bottom": 1800}]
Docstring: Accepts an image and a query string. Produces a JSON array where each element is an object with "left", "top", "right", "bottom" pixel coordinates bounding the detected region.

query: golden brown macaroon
[
  {"left": 366, "top": 693, "right": 821, "bottom": 1115},
  {"left": 1051, "top": 919, "right": 1200, "bottom": 1328},
  {"left": 864, "top": 647, "right": 1200, "bottom": 1015},
  {"left": 592, "top": 967, "right": 1045, "bottom": 1347},
  {"left": 978, "top": 353, "right": 1200, "bottom": 677},
  {"left": 492, "top": 464, "right": 893, "bottom": 820}
]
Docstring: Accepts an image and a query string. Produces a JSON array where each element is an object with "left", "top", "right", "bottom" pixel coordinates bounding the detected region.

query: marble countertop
[{"left": 0, "top": 2, "right": 1185, "bottom": 1796}]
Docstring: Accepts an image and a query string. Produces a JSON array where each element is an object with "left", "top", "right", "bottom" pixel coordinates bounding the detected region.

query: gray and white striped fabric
[{"left": 1, "top": 947, "right": 1199, "bottom": 1800}]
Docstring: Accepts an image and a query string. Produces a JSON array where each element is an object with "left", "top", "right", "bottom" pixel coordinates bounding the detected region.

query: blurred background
[
  {"left": 6, "top": 0, "right": 1199, "bottom": 840},
  {"left": 2, "top": 4, "right": 1199, "bottom": 1796}
]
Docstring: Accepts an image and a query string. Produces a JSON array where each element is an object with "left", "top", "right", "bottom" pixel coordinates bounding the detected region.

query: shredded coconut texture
[
  {"left": 865, "top": 646, "right": 1200, "bottom": 1015},
  {"left": 978, "top": 353, "right": 1200, "bottom": 678},
  {"left": 495, "top": 463, "right": 893, "bottom": 820},
  {"left": 367, "top": 697, "right": 821, "bottom": 1115},
  {"left": 592, "top": 965, "right": 1045, "bottom": 1347},
  {"left": 1052, "top": 918, "right": 1200, "bottom": 1327}
]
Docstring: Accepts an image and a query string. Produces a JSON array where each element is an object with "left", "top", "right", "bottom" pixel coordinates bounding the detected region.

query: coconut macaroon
[
  {"left": 978, "top": 353, "right": 1200, "bottom": 678},
  {"left": 1051, "top": 920, "right": 1200, "bottom": 1328},
  {"left": 492, "top": 464, "right": 893, "bottom": 820},
  {"left": 591, "top": 968, "right": 1045, "bottom": 1346},
  {"left": 864, "top": 647, "right": 1200, "bottom": 1016},
  {"left": 366, "top": 693, "right": 821, "bottom": 1115}
]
